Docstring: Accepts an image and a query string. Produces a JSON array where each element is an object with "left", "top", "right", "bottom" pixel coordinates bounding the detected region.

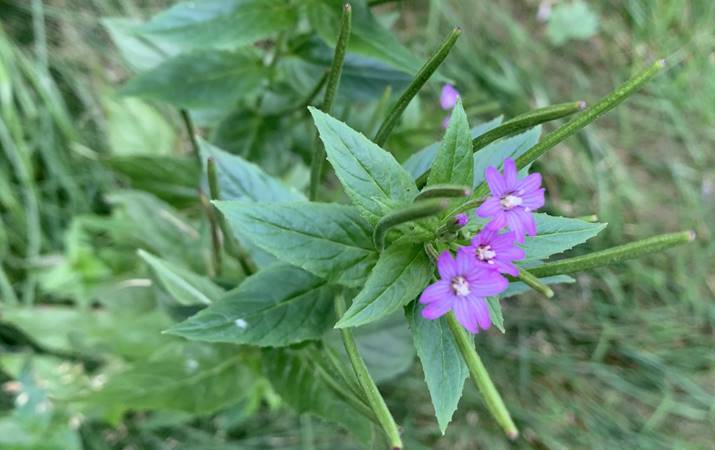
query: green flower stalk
[{"left": 373, "top": 199, "right": 450, "bottom": 251}]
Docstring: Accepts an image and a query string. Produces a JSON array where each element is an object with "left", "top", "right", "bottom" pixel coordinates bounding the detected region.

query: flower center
[
  {"left": 476, "top": 245, "right": 496, "bottom": 263},
  {"left": 500, "top": 194, "right": 523, "bottom": 209},
  {"left": 451, "top": 276, "right": 471, "bottom": 297}
]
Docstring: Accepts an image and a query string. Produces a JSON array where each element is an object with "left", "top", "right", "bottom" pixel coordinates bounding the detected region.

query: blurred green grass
[{"left": 0, "top": 0, "right": 713, "bottom": 449}]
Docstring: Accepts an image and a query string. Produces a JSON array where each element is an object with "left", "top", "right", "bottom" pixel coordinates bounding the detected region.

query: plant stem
[
  {"left": 446, "top": 312, "right": 519, "bottom": 439},
  {"left": 373, "top": 199, "right": 449, "bottom": 250},
  {"left": 529, "top": 231, "right": 695, "bottom": 278},
  {"left": 472, "top": 100, "right": 586, "bottom": 153},
  {"left": 516, "top": 267, "right": 553, "bottom": 298},
  {"left": 205, "top": 158, "right": 222, "bottom": 275},
  {"left": 471, "top": 59, "right": 666, "bottom": 200},
  {"left": 309, "top": 3, "right": 351, "bottom": 201},
  {"left": 179, "top": 109, "right": 201, "bottom": 164},
  {"left": 335, "top": 295, "right": 403, "bottom": 449},
  {"left": 373, "top": 27, "right": 462, "bottom": 146},
  {"left": 415, "top": 184, "right": 471, "bottom": 201}
]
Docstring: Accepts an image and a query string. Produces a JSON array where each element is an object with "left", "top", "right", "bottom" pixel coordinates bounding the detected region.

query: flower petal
[
  {"left": 477, "top": 197, "right": 502, "bottom": 218},
  {"left": 440, "top": 84, "right": 460, "bottom": 109},
  {"left": 494, "top": 259, "right": 520, "bottom": 276},
  {"left": 484, "top": 214, "right": 508, "bottom": 232},
  {"left": 473, "top": 297, "right": 492, "bottom": 331},
  {"left": 516, "top": 172, "right": 542, "bottom": 194},
  {"left": 503, "top": 159, "right": 518, "bottom": 189},
  {"left": 455, "top": 250, "right": 475, "bottom": 276},
  {"left": 521, "top": 188, "right": 545, "bottom": 210},
  {"left": 421, "top": 298, "right": 454, "bottom": 320},
  {"left": 436, "top": 251, "right": 457, "bottom": 279},
  {"left": 453, "top": 298, "right": 479, "bottom": 333},
  {"left": 485, "top": 167, "right": 507, "bottom": 197},
  {"left": 467, "top": 269, "right": 508, "bottom": 297},
  {"left": 505, "top": 210, "right": 527, "bottom": 242},
  {"left": 419, "top": 280, "right": 453, "bottom": 305}
]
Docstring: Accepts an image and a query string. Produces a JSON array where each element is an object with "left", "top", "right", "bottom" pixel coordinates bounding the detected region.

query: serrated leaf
[
  {"left": 521, "top": 214, "right": 607, "bottom": 261},
  {"left": 137, "top": 0, "right": 298, "bottom": 51},
  {"left": 307, "top": 0, "right": 421, "bottom": 74},
  {"left": 407, "top": 302, "right": 468, "bottom": 434},
  {"left": 138, "top": 250, "right": 223, "bottom": 306},
  {"left": 262, "top": 346, "right": 376, "bottom": 446},
  {"left": 486, "top": 297, "right": 505, "bottom": 333},
  {"left": 336, "top": 243, "right": 433, "bottom": 328},
  {"left": 121, "top": 50, "right": 265, "bottom": 109},
  {"left": 167, "top": 264, "right": 336, "bottom": 347},
  {"left": 309, "top": 107, "right": 417, "bottom": 224},
  {"left": 502, "top": 275, "right": 575, "bottom": 298},
  {"left": 473, "top": 126, "right": 542, "bottom": 187},
  {"left": 216, "top": 201, "right": 377, "bottom": 287},
  {"left": 403, "top": 116, "right": 503, "bottom": 180},
  {"left": 427, "top": 98, "right": 473, "bottom": 186},
  {"left": 199, "top": 138, "right": 304, "bottom": 202}
]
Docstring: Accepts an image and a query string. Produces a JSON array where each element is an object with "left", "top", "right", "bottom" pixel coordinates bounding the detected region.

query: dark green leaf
[
  {"left": 336, "top": 242, "right": 433, "bottom": 328},
  {"left": 139, "top": 250, "right": 224, "bottom": 306},
  {"left": 403, "top": 116, "right": 503, "bottom": 180},
  {"left": 121, "top": 50, "right": 265, "bottom": 109},
  {"left": 167, "top": 264, "right": 337, "bottom": 347},
  {"left": 138, "top": 0, "right": 298, "bottom": 51},
  {"left": 216, "top": 201, "right": 377, "bottom": 287},
  {"left": 310, "top": 107, "right": 417, "bottom": 224},
  {"left": 427, "top": 98, "right": 473, "bottom": 186},
  {"left": 407, "top": 302, "right": 468, "bottom": 434}
]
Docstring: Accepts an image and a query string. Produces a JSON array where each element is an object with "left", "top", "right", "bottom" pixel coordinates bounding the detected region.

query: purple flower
[
  {"left": 477, "top": 158, "right": 545, "bottom": 243},
  {"left": 440, "top": 84, "right": 460, "bottom": 110},
  {"left": 463, "top": 228, "right": 524, "bottom": 276},
  {"left": 454, "top": 213, "right": 469, "bottom": 228},
  {"left": 420, "top": 250, "right": 508, "bottom": 333}
]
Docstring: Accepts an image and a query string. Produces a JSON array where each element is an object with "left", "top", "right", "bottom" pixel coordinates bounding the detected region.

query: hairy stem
[
  {"left": 516, "top": 267, "right": 554, "bottom": 298},
  {"left": 373, "top": 199, "right": 449, "bottom": 250}
]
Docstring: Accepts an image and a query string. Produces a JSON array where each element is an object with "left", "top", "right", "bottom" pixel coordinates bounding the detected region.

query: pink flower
[
  {"left": 420, "top": 250, "right": 507, "bottom": 333},
  {"left": 463, "top": 228, "right": 524, "bottom": 276},
  {"left": 477, "top": 159, "right": 545, "bottom": 242},
  {"left": 440, "top": 84, "right": 460, "bottom": 110},
  {"left": 454, "top": 213, "right": 469, "bottom": 228}
]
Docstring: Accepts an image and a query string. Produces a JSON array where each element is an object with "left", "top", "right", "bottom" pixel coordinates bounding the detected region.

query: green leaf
[
  {"left": 262, "top": 346, "right": 376, "bottom": 446},
  {"left": 502, "top": 275, "right": 575, "bottom": 298},
  {"left": 521, "top": 214, "right": 607, "bottom": 261},
  {"left": 138, "top": 250, "right": 223, "bottom": 306},
  {"left": 137, "top": 0, "right": 298, "bottom": 51},
  {"left": 403, "top": 116, "right": 503, "bottom": 180},
  {"left": 104, "top": 96, "right": 175, "bottom": 156},
  {"left": 121, "top": 50, "right": 265, "bottom": 109},
  {"left": 486, "top": 297, "right": 505, "bottom": 333},
  {"left": 309, "top": 107, "right": 417, "bottom": 224},
  {"left": 307, "top": 0, "right": 421, "bottom": 74},
  {"left": 84, "top": 344, "right": 255, "bottom": 423},
  {"left": 473, "top": 125, "right": 542, "bottom": 187},
  {"left": 337, "top": 312, "right": 415, "bottom": 383},
  {"left": 167, "top": 264, "right": 337, "bottom": 347},
  {"left": 546, "top": 1, "right": 600, "bottom": 46},
  {"left": 336, "top": 242, "right": 433, "bottom": 328},
  {"left": 427, "top": 98, "right": 473, "bottom": 186},
  {"left": 199, "top": 138, "right": 304, "bottom": 202},
  {"left": 407, "top": 302, "right": 468, "bottom": 434},
  {"left": 216, "top": 201, "right": 377, "bottom": 287},
  {"left": 101, "top": 17, "right": 179, "bottom": 72}
]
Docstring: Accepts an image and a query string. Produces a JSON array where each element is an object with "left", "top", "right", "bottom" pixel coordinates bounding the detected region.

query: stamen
[
  {"left": 476, "top": 245, "right": 496, "bottom": 262},
  {"left": 500, "top": 194, "right": 523, "bottom": 209},
  {"left": 451, "top": 276, "right": 471, "bottom": 296}
]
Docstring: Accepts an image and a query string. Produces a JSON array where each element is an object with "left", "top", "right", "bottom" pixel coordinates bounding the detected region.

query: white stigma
[
  {"left": 500, "top": 194, "right": 523, "bottom": 209},
  {"left": 451, "top": 276, "right": 471, "bottom": 297},
  {"left": 476, "top": 245, "right": 496, "bottom": 262}
]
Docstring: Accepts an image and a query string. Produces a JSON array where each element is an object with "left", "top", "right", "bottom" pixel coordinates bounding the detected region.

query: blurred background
[{"left": 0, "top": 0, "right": 713, "bottom": 449}]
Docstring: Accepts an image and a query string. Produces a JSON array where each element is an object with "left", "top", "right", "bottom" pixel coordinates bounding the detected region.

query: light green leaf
[
  {"left": 521, "top": 214, "right": 607, "bottom": 261},
  {"left": 167, "top": 264, "right": 337, "bottom": 347},
  {"left": 121, "top": 50, "right": 265, "bottom": 109},
  {"left": 403, "top": 116, "right": 503, "bottom": 180},
  {"left": 336, "top": 242, "right": 433, "bottom": 328},
  {"left": 262, "top": 346, "right": 376, "bottom": 446},
  {"left": 199, "top": 138, "right": 304, "bottom": 202},
  {"left": 473, "top": 126, "right": 542, "bottom": 187},
  {"left": 138, "top": 250, "right": 223, "bottom": 306},
  {"left": 309, "top": 107, "right": 417, "bottom": 224},
  {"left": 138, "top": 0, "right": 298, "bottom": 51},
  {"left": 546, "top": 1, "right": 600, "bottom": 46},
  {"left": 216, "top": 201, "right": 377, "bottom": 287},
  {"left": 105, "top": 96, "right": 175, "bottom": 156},
  {"left": 486, "top": 297, "right": 505, "bottom": 333},
  {"left": 427, "top": 98, "right": 473, "bottom": 186},
  {"left": 307, "top": 0, "right": 421, "bottom": 74},
  {"left": 407, "top": 302, "right": 468, "bottom": 434},
  {"left": 101, "top": 17, "right": 179, "bottom": 72}
]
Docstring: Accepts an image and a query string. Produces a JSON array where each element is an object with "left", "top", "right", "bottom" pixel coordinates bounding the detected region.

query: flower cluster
[{"left": 420, "top": 158, "right": 545, "bottom": 333}]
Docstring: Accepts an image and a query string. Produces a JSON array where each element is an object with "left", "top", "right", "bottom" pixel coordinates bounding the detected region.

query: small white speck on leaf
[{"left": 234, "top": 319, "right": 248, "bottom": 329}]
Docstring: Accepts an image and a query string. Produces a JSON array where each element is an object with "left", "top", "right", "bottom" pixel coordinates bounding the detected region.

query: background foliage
[{"left": 0, "top": 0, "right": 713, "bottom": 449}]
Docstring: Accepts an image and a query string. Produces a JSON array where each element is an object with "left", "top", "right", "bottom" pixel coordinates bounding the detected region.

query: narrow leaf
[{"left": 427, "top": 98, "right": 473, "bottom": 186}]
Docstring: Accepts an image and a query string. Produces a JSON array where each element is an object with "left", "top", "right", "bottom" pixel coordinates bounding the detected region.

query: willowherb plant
[{"left": 89, "top": 2, "right": 695, "bottom": 448}]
